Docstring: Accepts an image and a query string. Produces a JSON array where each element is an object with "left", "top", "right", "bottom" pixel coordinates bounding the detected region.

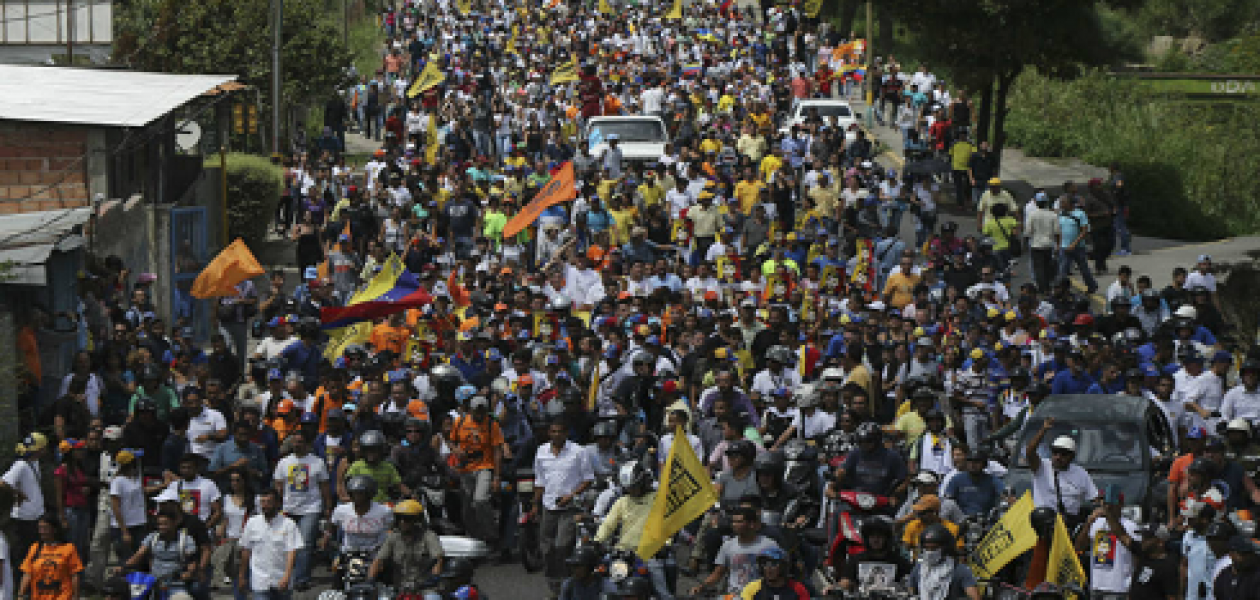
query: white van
[
  {"left": 778, "top": 99, "right": 862, "bottom": 142},
  {"left": 584, "top": 116, "right": 670, "bottom": 168}
]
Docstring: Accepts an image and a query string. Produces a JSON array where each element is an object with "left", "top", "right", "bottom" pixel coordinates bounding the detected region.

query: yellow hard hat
[{"left": 394, "top": 499, "right": 425, "bottom": 517}]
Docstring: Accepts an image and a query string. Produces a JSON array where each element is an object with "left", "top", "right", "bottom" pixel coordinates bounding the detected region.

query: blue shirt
[
  {"left": 1051, "top": 369, "right": 1096, "bottom": 395},
  {"left": 1086, "top": 378, "right": 1125, "bottom": 395},
  {"left": 1058, "top": 210, "right": 1089, "bottom": 249},
  {"left": 281, "top": 341, "right": 322, "bottom": 385},
  {"left": 207, "top": 437, "right": 269, "bottom": 488},
  {"left": 944, "top": 472, "right": 1001, "bottom": 516}
]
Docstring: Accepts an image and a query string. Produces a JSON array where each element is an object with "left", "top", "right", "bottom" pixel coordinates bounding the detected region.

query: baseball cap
[
  {"left": 155, "top": 487, "right": 181, "bottom": 503},
  {"left": 114, "top": 450, "right": 136, "bottom": 466},
  {"left": 1050, "top": 436, "right": 1077, "bottom": 453},
  {"left": 913, "top": 471, "right": 939, "bottom": 485},
  {"left": 470, "top": 396, "right": 490, "bottom": 410},
  {"left": 103, "top": 426, "right": 124, "bottom": 441},
  {"left": 1227, "top": 419, "right": 1251, "bottom": 433}
]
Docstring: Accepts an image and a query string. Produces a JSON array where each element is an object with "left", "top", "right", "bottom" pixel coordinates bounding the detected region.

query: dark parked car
[{"left": 1004, "top": 394, "right": 1176, "bottom": 524}]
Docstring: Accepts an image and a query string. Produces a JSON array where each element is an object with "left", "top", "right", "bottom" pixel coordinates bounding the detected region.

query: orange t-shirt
[
  {"left": 450, "top": 414, "right": 504, "bottom": 473},
  {"left": 313, "top": 390, "right": 346, "bottom": 432},
  {"left": 22, "top": 542, "right": 83, "bottom": 600},
  {"left": 370, "top": 323, "right": 410, "bottom": 356},
  {"left": 1168, "top": 452, "right": 1197, "bottom": 499}
]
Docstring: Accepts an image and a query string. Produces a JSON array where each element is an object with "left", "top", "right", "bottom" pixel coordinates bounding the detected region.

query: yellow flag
[
  {"left": 572, "top": 310, "right": 592, "bottom": 327},
  {"left": 550, "top": 59, "right": 578, "bottom": 85},
  {"left": 456, "top": 0, "right": 470, "bottom": 12},
  {"left": 801, "top": 0, "right": 822, "bottom": 18},
  {"left": 506, "top": 26, "right": 519, "bottom": 54},
  {"left": 586, "top": 362, "right": 601, "bottom": 411},
  {"left": 637, "top": 424, "right": 718, "bottom": 559},
  {"left": 598, "top": 0, "right": 613, "bottom": 14},
  {"left": 425, "top": 114, "right": 440, "bottom": 165},
  {"left": 665, "top": 0, "right": 682, "bottom": 19},
  {"left": 966, "top": 492, "right": 1038, "bottom": 580},
  {"left": 407, "top": 60, "right": 445, "bottom": 98},
  {"left": 1045, "top": 513, "right": 1088, "bottom": 590},
  {"left": 324, "top": 322, "right": 373, "bottom": 360}
]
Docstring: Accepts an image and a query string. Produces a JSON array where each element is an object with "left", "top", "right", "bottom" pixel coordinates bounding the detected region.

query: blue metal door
[{"left": 170, "top": 207, "right": 210, "bottom": 342}]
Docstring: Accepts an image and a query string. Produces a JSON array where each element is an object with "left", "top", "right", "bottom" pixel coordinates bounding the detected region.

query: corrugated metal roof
[
  {"left": 0, "top": 208, "right": 93, "bottom": 285},
  {"left": 0, "top": 66, "right": 237, "bottom": 128}
]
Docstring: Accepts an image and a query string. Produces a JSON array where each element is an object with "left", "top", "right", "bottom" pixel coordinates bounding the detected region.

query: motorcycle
[
  {"left": 416, "top": 473, "right": 461, "bottom": 535},
  {"left": 121, "top": 572, "right": 191, "bottom": 600},
  {"left": 512, "top": 466, "right": 545, "bottom": 572},
  {"left": 318, "top": 550, "right": 380, "bottom": 600},
  {"left": 824, "top": 490, "right": 895, "bottom": 569}
]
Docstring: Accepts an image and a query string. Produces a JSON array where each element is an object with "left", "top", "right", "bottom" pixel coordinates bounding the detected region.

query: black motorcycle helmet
[
  {"left": 923, "top": 409, "right": 947, "bottom": 426},
  {"left": 1027, "top": 381, "right": 1051, "bottom": 397},
  {"left": 754, "top": 451, "right": 786, "bottom": 480},
  {"left": 345, "top": 475, "right": 377, "bottom": 499},
  {"left": 441, "top": 557, "right": 475, "bottom": 580},
  {"left": 592, "top": 420, "right": 619, "bottom": 439},
  {"left": 920, "top": 523, "right": 956, "bottom": 549},
  {"left": 566, "top": 546, "right": 600, "bottom": 567},
  {"left": 1030, "top": 507, "right": 1057, "bottom": 538},
  {"left": 1189, "top": 456, "right": 1218, "bottom": 479},
  {"left": 856, "top": 422, "right": 882, "bottom": 446},
  {"left": 616, "top": 577, "right": 652, "bottom": 598},
  {"left": 725, "top": 439, "right": 757, "bottom": 461},
  {"left": 860, "top": 517, "right": 895, "bottom": 547}
]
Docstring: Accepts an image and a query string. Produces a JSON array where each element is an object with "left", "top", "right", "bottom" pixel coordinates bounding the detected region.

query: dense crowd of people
[{"left": 2, "top": 0, "right": 1257, "bottom": 599}]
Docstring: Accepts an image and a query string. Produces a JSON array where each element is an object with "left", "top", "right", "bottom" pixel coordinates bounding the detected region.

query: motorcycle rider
[
  {"left": 901, "top": 494, "right": 963, "bottom": 558},
  {"left": 770, "top": 385, "right": 834, "bottom": 451},
  {"left": 449, "top": 394, "right": 505, "bottom": 551},
  {"left": 594, "top": 460, "right": 674, "bottom": 600},
  {"left": 326, "top": 475, "right": 394, "bottom": 563},
  {"left": 896, "top": 471, "right": 965, "bottom": 526},
  {"left": 739, "top": 547, "right": 810, "bottom": 600},
  {"left": 689, "top": 506, "right": 782, "bottom": 597},
  {"left": 830, "top": 422, "right": 908, "bottom": 499},
  {"left": 908, "top": 409, "right": 956, "bottom": 476},
  {"left": 342, "top": 430, "right": 407, "bottom": 502},
  {"left": 558, "top": 547, "right": 606, "bottom": 600},
  {"left": 532, "top": 416, "right": 596, "bottom": 596},
  {"left": 942, "top": 449, "right": 1001, "bottom": 517},
  {"left": 906, "top": 524, "right": 981, "bottom": 600},
  {"left": 829, "top": 517, "right": 912, "bottom": 593},
  {"left": 367, "top": 500, "right": 444, "bottom": 599}
]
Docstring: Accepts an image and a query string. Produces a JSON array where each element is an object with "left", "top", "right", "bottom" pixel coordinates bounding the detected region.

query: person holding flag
[{"left": 593, "top": 460, "right": 674, "bottom": 600}]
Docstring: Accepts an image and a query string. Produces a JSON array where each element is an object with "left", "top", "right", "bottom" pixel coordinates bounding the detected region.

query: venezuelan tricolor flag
[{"left": 320, "top": 255, "right": 434, "bottom": 329}]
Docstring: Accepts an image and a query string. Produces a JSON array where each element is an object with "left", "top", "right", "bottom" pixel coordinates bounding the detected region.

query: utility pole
[
  {"left": 864, "top": 0, "right": 873, "bottom": 127},
  {"left": 272, "top": 0, "right": 283, "bottom": 155},
  {"left": 344, "top": 0, "right": 349, "bottom": 47}
]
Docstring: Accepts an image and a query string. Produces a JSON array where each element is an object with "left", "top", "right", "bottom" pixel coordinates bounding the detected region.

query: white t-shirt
[
  {"left": 239, "top": 513, "right": 304, "bottom": 592},
  {"left": 167, "top": 477, "right": 221, "bottom": 522},
  {"left": 2, "top": 460, "right": 43, "bottom": 521},
  {"left": 109, "top": 475, "right": 148, "bottom": 528},
  {"left": 222, "top": 494, "right": 251, "bottom": 540},
  {"left": 1030, "top": 462, "right": 1099, "bottom": 517},
  {"left": 188, "top": 408, "right": 228, "bottom": 458},
  {"left": 274, "top": 454, "right": 330, "bottom": 515},
  {"left": 330, "top": 502, "right": 394, "bottom": 551},
  {"left": 790, "top": 410, "right": 837, "bottom": 440},
  {"left": 1087, "top": 517, "right": 1140, "bottom": 593}
]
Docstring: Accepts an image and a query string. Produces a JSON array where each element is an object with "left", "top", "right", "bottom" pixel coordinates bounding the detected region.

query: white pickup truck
[{"left": 584, "top": 115, "right": 670, "bottom": 168}]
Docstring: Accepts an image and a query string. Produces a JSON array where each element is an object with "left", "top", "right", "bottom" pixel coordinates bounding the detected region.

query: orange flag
[
  {"left": 447, "top": 270, "right": 472, "bottom": 307},
  {"left": 191, "top": 238, "right": 266, "bottom": 299},
  {"left": 502, "top": 161, "right": 578, "bottom": 239},
  {"left": 458, "top": 315, "right": 480, "bottom": 332}
]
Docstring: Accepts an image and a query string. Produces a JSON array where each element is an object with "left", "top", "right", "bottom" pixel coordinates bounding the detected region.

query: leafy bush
[
  {"left": 1005, "top": 69, "right": 1260, "bottom": 240},
  {"left": 208, "top": 153, "right": 284, "bottom": 246}
]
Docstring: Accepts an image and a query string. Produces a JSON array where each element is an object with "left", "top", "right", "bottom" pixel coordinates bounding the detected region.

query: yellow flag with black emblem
[
  {"left": 456, "top": 0, "right": 470, "bottom": 12},
  {"left": 966, "top": 491, "right": 1038, "bottom": 580},
  {"left": 324, "top": 322, "right": 373, "bottom": 361},
  {"left": 801, "top": 0, "right": 822, "bottom": 18},
  {"left": 1045, "top": 512, "right": 1088, "bottom": 591},
  {"left": 598, "top": 0, "right": 613, "bottom": 14},
  {"left": 425, "top": 114, "right": 440, "bottom": 165},
  {"left": 637, "top": 423, "right": 717, "bottom": 560},
  {"left": 550, "top": 59, "right": 579, "bottom": 85},
  {"left": 407, "top": 60, "right": 445, "bottom": 98}
]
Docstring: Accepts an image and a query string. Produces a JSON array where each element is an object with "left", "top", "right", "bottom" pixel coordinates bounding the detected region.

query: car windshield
[
  {"left": 588, "top": 120, "right": 666, "bottom": 147},
  {"left": 803, "top": 104, "right": 853, "bottom": 119},
  {"left": 1015, "top": 419, "right": 1145, "bottom": 470}
]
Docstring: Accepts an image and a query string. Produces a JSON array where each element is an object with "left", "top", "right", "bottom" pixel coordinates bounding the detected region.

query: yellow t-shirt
[
  {"left": 758, "top": 155, "right": 783, "bottom": 182},
  {"left": 699, "top": 138, "right": 722, "bottom": 155},
  {"left": 982, "top": 216, "right": 1021, "bottom": 251},
  {"left": 608, "top": 207, "right": 637, "bottom": 245},
  {"left": 883, "top": 272, "right": 921, "bottom": 308},
  {"left": 734, "top": 180, "right": 765, "bottom": 214},
  {"left": 903, "top": 519, "right": 962, "bottom": 552},
  {"left": 637, "top": 182, "right": 665, "bottom": 208}
]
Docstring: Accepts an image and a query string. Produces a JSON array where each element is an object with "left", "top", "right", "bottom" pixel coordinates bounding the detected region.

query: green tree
[
  {"left": 884, "top": 0, "right": 1128, "bottom": 168},
  {"left": 114, "top": 0, "right": 354, "bottom": 146}
]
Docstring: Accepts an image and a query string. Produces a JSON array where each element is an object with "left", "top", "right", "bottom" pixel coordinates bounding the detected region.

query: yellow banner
[
  {"left": 801, "top": 0, "right": 822, "bottom": 18},
  {"left": 550, "top": 59, "right": 579, "bottom": 85},
  {"left": 324, "top": 321, "right": 373, "bottom": 361},
  {"left": 598, "top": 0, "right": 613, "bottom": 14},
  {"left": 407, "top": 60, "right": 445, "bottom": 98},
  {"left": 1046, "top": 513, "right": 1088, "bottom": 591},
  {"left": 967, "top": 492, "right": 1038, "bottom": 580},
  {"left": 456, "top": 0, "right": 470, "bottom": 12},
  {"left": 506, "top": 26, "right": 519, "bottom": 54},
  {"left": 587, "top": 362, "right": 600, "bottom": 411},
  {"left": 637, "top": 423, "right": 717, "bottom": 559}
]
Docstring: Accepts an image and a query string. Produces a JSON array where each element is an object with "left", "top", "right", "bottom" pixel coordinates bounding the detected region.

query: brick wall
[{"left": 0, "top": 122, "right": 92, "bottom": 215}]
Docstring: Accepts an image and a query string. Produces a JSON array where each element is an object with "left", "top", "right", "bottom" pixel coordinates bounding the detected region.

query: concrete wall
[{"left": 0, "top": 120, "right": 104, "bottom": 213}]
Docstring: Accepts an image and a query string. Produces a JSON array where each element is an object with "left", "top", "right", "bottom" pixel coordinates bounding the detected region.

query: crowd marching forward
[{"left": 3, "top": 0, "right": 1258, "bottom": 599}]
